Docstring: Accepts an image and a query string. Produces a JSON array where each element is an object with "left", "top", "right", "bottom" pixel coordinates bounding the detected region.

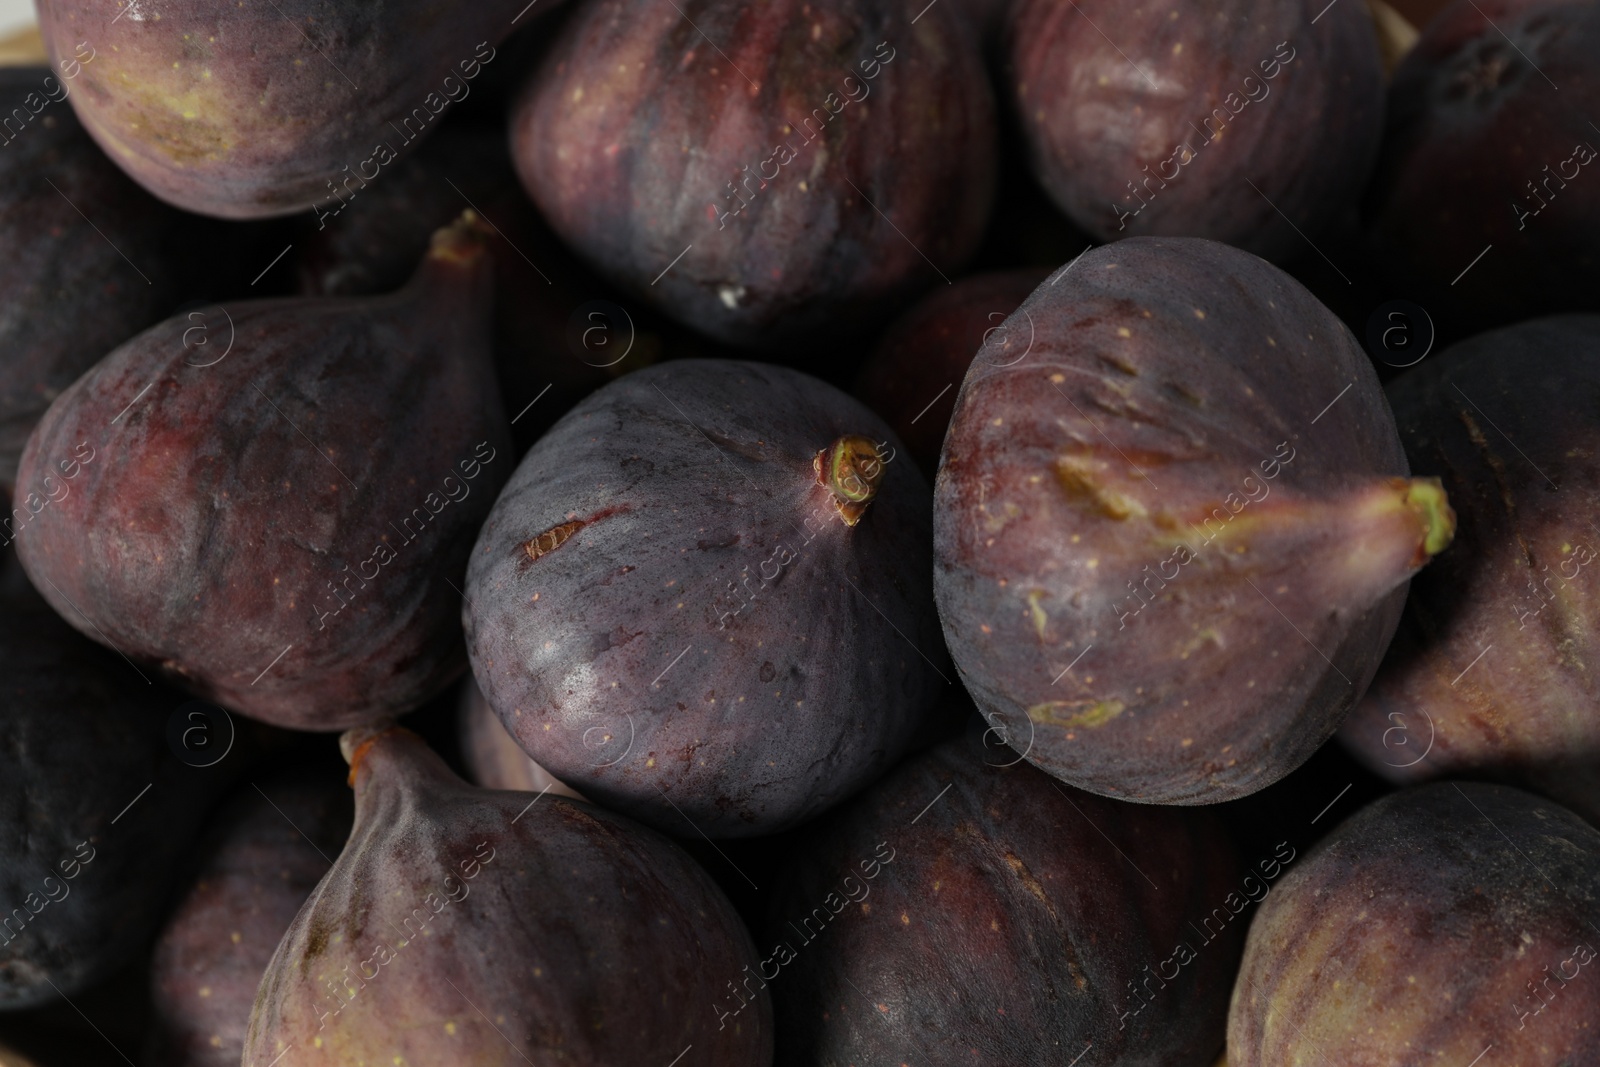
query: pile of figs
[{"left": 1, "top": 0, "right": 1596, "bottom": 1062}]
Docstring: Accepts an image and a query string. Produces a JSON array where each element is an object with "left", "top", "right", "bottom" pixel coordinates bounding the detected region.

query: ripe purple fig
[
  {"left": 934, "top": 237, "right": 1455, "bottom": 804},
  {"left": 1229, "top": 782, "right": 1600, "bottom": 1065},
  {"left": 465, "top": 359, "right": 946, "bottom": 837},
  {"left": 458, "top": 677, "right": 585, "bottom": 798},
  {"left": 243, "top": 725, "right": 771, "bottom": 1066},
  {"left": 767, "top": 729, "right": 1243, "bottom": 1065},
  {"left": 1339, "top": 316, "right": 1600, "bottom": 824},
  {"left": 510, "top": 0, "right": 997, "bottom": 349},
  {"left": 12, "top": 213, "right": 512, "bottom": 731},
  {"left": 1006, "top": 0, "right": 1384, "bottom": 260}
]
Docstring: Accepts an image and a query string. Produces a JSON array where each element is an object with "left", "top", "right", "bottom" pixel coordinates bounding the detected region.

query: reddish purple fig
[
  {"left": 243, "top": 725, "right": 771, "bottom": 1066},
  {"left": 147, "top": 770, "right": 352, "bottom": 1067},
  {"left": 12, "top": 213, "right": 512, "bottom": 731},
  {"left": 934, "top": 237, "right": 1455, "bottom": 804},
  {"left": 1229, "top": 782, "right": 1600, "bottom": 1065},
  {"left": 458, "top": 677, "right": 585, "bottom": 798},
  {"left": 767, "top": 729, "right": 1243, "bottom": 1065},
  {"left": 1007, "top": 0, "right": 1384, "bottom": 260},
  {"left": 510, "top": 0, "right": 997, "bottom": 349},
  {"left": 855, "top": 268, "right": 1050, "bottom": 478},
  {"left": 1339, "top": 316, "right": 1600, "bottom": 825}
]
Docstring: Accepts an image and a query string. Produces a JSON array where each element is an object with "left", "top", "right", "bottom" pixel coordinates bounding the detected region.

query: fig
[
  {"left": 767, "top": 729, "right": 1243, "bottom": 1065},
  {"left": 465, "top": 359, "right": 946, "bottom": 837},
  {"left": 243, "top": 725, "right": 771, "bottom": 1066},
  {"left": 1338, "top": 316, "right": 1600, "bottom": 824},
  {"left": 146, "top": 768, "right": 351, "bottom": 1067},
  {"left": 34, "top": 0, "right": 540, "bottom": 218},
  {"left": 854, "top": 267, "right": 1050, "bottom": 478},
  {"left": 1228, "top": 782, "right": 1600, "bottom": 1065},
  {"left": 934, "top": 237, "right": 1456, "bottom": 804},
  {"left": 12, "top": 213, "right": 512, "bottom": 731},
  {"left": 1366, "top": 0, "right": 1600, "bottom": 334},
  {"left": 1006, "top": 0, "right": 1385, "bottom": 261},
  {"left": 0, "top": 67, "right": 182, "bottom": 496},
  {"left": 458, "top": 677, "right": 585, "bottom": 799},
  {"left": 510, "top": 0, "right": 997, "bottom": 349}
]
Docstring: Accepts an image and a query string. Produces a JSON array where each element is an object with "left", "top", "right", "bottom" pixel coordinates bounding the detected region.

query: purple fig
[
  {"left": 1338, "top": 315, "right": 1600, "bottom": 824},
  {"left": 242, "top": 725, "right": 771, "bottom": 1066},
  {"left": 509, "top": 0, "right": 997, "bottom": 349},
  {"left": 458, "top": 677, "right": 585, "bottom": 799},
  {"left": 12, "top": 213, "right": 512, "bottom": 731},
  {"left": 934, "top": 237, "right": 1456, "bottom": 804},
  {"left": 146, "top": 770, "right": 351, "bottom": 1067},
  {"left": 1229, "top": 782, "right": 1600, "bottom": 1065},
  {"left": 1006, "top": 0, "right": 1385, "bottom": 260},
  {"left": 767, "top": 728, "right": 1243, "bottom": 1065}
]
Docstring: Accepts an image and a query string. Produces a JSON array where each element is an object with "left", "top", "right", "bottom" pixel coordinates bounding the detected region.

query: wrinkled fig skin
[
  {"left": 1229, "top": 783, "right": 1600, "bottom": 1065},
  {"left": 146, "top": 772, "right": 352, "bottom": 1067},
  {"left": 35, "top": 0, "right": 537, "bottom": 218},
  {"left": 854, "top": 268, "right": 1050, "bottom": 478},
  {"left": 465, "top": 360, "right": 945, "bottom": 838},
  {"left": 1339, "top": 317, "right": 1600, "bottom": 825},
  {"left": 934, "top": 238, "right": 1454, "bottom": 804},
  {"left": 511, "top": 0, "right": 997, "bottom": 350},
  {"left": 12, "top": 216, "right": 512, "bottom": 730},
  {"left": 769, "top": 730, "right": 1242, "bottom": 1066},
  {"left": 1367, "top": 0, "right": 1600, "bottom": 334},
  {"left": 1007, "top": 0, "right": 1384, "bottom": 261},
  {"left": 0, "top": 68, "right": 181, "bottom": 495},
  {"left": 458, "top": 677, "right": 586, "bottom": 798},
  {"left": 0, "top": 583, "right": 237, "bottom": 1008},
  {"left": 243, "top": 726, "right": 772, "bottom": 1066}
]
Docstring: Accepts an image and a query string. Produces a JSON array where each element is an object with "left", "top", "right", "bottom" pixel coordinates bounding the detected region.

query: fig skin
[
  {"left": 12, "top": 214, "right": 512, "bottom": 731},
  {"left": 458, "top": 676, "right": 586, "bottom": 799},
  {"left": 146, "top": 770, "right": 352, "bottom": 1067},
  {"left": 1006, "top": 0, "right": 1384, "bottom": 261},
  {"left": 465, "top": 359, "right": 946, "bottom": 838},
  {"left": 34, "top": 0, "right": 538, "bottom": 219},
  {"left": 933, "top": 237, "right": 1455, "bottom": 805},
  {"left": 767, "top": 728, "right": 1243, "bottom": 1066},
  {"left": 1339, "top": 316, "right": 1600, "bottom": 825},
  {"left": 1366, "top": 0, "right": 1600, "bottom": 334},
  {"left": 1228, "top": 782, "right": 1600, "bottom": 1065},
  {"left": 0, "top": 67, "right": 182, "bottom": 496},
  {"left": 243, "top": 725, "right": 772, "bottom": 1067},
  {"left": 510, "top": 0, "right": 997, "bottom": 350},
  {"left": 854, "top": 267, "right": 1050, "bottom": 478}
]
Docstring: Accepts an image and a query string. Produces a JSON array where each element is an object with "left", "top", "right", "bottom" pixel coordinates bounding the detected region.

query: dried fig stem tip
[
  {"left": 814, "top": 434, "right": 888, "bottom": 527},
  {"left": 339, "top": 721, "right": 401, "bottom": 784},
  {"left": 427, "top": 209, "right": 494, "bottom": 266},
  {"left": 1402, "top": 476, "right": 1456, "bottom": 557}
]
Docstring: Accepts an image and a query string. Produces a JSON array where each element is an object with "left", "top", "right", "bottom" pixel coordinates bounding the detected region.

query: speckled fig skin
[
  {"left": 243, "top": 725, "right": 772, "bottom": 1067},
  {"left": 1007, "top": 0, "right": 1384, "bottom": 261},
  {"left": 1228, "top": 782, "right": 1600, "bottom": 1065},
  {"left": 0, "top": 67, "right": 182, "bottom": 495},
  {"left": 933, "top": 238, "right": 1455, "bottom": 804},
  {"left": 855, "top": 268, "right": 1050, "bottom": 478},
  {"left": 1338, "top": 316, "right": 1600, "bottom": 825},
  {"left": 465, "top": 359, "right": 946, "bottom": 838},
  {"left": 12, "top": 214, "right": 512, "bottom": 730},
  {"left": 146, "top": 770, "right": 352, "bottom": 1067},
  {"left": 458, "top": 676, "right": 585, "bottom": 798},
  {"left": 34, "top": 0, "right": 537, "bottom": 219},
  {"left": 510, "top": 0, "right": 997, "bottom": 350},
  {"left": 768, "top": 728, "right": 1242, "bottom": 1066},
  {"left": 1366, "top": 0, "right": 1600, "bottom": 335}
]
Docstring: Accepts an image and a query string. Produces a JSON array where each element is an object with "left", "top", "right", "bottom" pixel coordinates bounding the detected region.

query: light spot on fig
[
  {"left": 1026, "top": 590, "right": 1049, "bottom": 638},
  {"left": 1117, "top": 327, "right": 1131, "bottom": 338},
  {"left": 718, "top": 285, "right": 746, "bottom": 309},
  {"left": 522, "top": 519, "right": 585, "bottom": 563},
  {"left": 1028, "top": 699, "right": 1125, "bottom": 729},
  {"left": 199, "top": 986, "right": 211, "bottom": 997},
  {"left": 1055, "top": 458, "right": 1146, "bottom": 520},
  {"left": 1193, "top": 309, "right": 1206, "bottom": 319}
]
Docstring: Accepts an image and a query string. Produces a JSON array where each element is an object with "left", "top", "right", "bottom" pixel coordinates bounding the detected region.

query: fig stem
[
  {"left": 1404, "top": 477, "right": 1456, "bottom": 556},
  {"left": 814, "top": 435, "right": 888, "bottom": 527},
  {"left": 340, "top": 722, "right": 400, "bottom": 786},
  {"left": 427, "top": 209, "right": 494, "bottom": 266}
]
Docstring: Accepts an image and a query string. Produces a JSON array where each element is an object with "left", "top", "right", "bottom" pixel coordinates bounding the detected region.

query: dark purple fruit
[
  {"left": 1367, "top": 0, "right": 1600, "bottom": 333},
  {"left": 146, "top": 769, "right": 351, "bottom": 1067},
  {"left": 0, "top": 67, "right": 182, "bottom": 496},
  {"left": 934, "top": 238, "right": 1455, "bottom": 804},
  {"left": 855, "top": 268, "right": 1049, "bottom": 478},
  {"left": 1229, "top": 782, "right": 1600, "bottom": 1065},
  {"left": 767, "top": 728, "right": 1243, "bottom": 1065},
  {"left": 510, "top": 0, "right": 997, "bottom": 349},
  {"left": 458, "top": 677, "right": 585, "bottom": 798},
  {"left": 243, "top": 725, "right": 771, "bottom": 1066},
  {"left": 1007, "top": 0, "right": 1384, "bottom": 261},
  {"left": 1339, "top": 316, "right": 1600, "bottom": 825},
  {"left": 465, "top": 359, "right": 946, "bottom": 837},
  {"left": 12, "top": 214, "right": 511, "bottom": 731}
]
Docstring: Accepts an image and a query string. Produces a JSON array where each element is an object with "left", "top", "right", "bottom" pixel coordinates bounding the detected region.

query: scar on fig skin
[{"left": 815, "top": 435, "right": 888, "bottom": 526}]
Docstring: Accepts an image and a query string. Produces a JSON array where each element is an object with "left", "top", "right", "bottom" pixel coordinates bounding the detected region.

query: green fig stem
[
  {"left": 427, "top": 209, "right": 495, "bottom": 266},
  {"left": 1403, "top": 476, "right": 1455, "bottom": 557},
  {"left": 814, "top": 435, "right": 888, "bottom": 527}
]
